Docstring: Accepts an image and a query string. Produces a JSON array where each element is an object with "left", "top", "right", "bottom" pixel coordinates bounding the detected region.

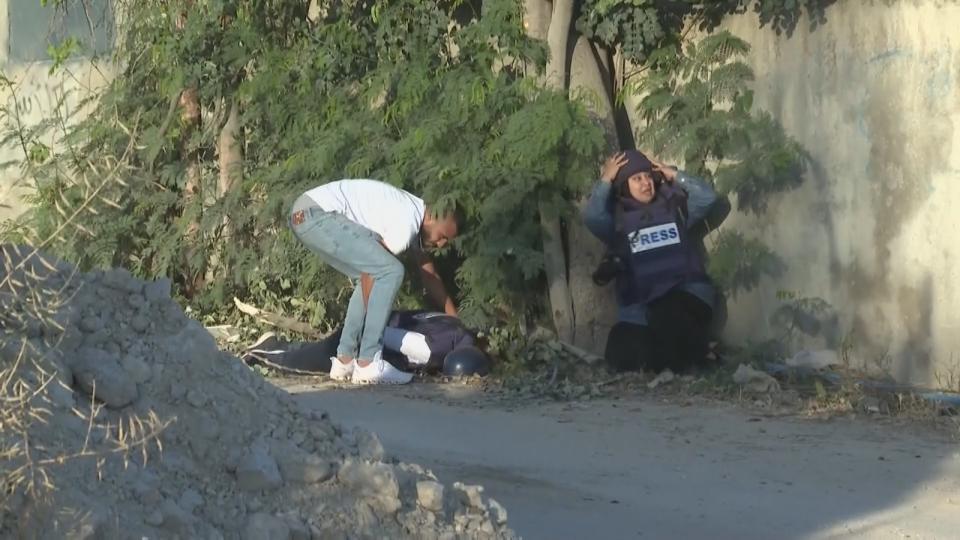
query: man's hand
[
  {"left": 417, "top": 252, "right": 458, "bottom": 317},
  {"left": 600, "top": 152, "right": 628, "bottom": 183}
]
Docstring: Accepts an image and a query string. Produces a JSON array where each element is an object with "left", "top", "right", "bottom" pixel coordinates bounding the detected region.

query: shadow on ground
[{"left": 282, "top": 381, "right": 959, "bottom": 540}]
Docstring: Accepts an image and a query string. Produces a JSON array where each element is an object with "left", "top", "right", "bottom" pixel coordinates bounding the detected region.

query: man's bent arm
[{"left": 416, "top": 251, "right": 457, "bottom": 316}]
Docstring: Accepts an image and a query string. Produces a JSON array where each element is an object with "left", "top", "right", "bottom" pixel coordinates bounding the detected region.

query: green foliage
[
  {"left": 706, "top": 230, "right": 784, "bottom": 297},
  {"left": 632, "top": 31, "right": 806, "bottom": 214},
  {"left": 725, "top": 290, "right": 838, "bottom": 366},
  {"left": 711, "top": 110, "right": 807, "bottom": 214},
  {"left": 771, "top": 289, "right": 838, "bottom": 348},
  {"left": 12, "top": 0, "right": 605, "bottom": 329},
  {"left": 45, "top": 37, "right": 79, "bottom": 75},
  {"left": 576, "top": 0, "right": 679, "bottom": 64},
  {"left": 751, "top": 0, "right": 835, "bottom": 36},
  {"left": 577, "top": 0, "right": 836, "bottom": 63}
]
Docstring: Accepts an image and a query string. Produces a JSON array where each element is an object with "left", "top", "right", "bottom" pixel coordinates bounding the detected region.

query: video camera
[{"left": 591, "top": 251, "right": 625, "bottom": 286}]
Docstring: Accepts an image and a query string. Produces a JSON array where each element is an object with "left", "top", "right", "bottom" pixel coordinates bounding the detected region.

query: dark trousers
[{"left": 605, "top": 289, "right": 713, "bottom": 374}]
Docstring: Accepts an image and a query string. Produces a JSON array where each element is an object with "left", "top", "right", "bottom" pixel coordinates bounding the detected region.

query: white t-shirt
[{"left": 304, "top": 179, "right": 425, "bottom": 255}]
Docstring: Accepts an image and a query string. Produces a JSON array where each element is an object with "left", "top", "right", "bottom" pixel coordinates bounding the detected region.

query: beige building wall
[
  {"left": 717, "top": 1, "right": 960, "bottom": 385},
  {"left": 0, "top": 0, "right": 113, "bottom": 223}
]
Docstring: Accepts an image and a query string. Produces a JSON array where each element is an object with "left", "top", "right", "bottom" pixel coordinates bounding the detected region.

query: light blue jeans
[{"left": 289, "top": 198, "right": 404, "bottom": 361}]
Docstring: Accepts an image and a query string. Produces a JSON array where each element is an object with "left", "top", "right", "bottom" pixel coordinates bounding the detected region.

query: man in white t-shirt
[{"left": 288, "top": 179, "right": 462, "bottom": 384}]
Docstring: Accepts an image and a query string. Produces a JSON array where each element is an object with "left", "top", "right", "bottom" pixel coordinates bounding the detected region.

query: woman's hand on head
[
  {"left": 600, "top": 152, "right": 629, "bottom": 183},
  {"left": 648, "top": 156, "right": 678, "bottom": 183}
]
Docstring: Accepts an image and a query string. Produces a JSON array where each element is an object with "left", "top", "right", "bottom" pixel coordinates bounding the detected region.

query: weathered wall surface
[
  {"left": 0, "top": 0, "right": 113, "bottom": 223},
  {"left": 717, "top": 1, "right": 960, "bottom": 385}
]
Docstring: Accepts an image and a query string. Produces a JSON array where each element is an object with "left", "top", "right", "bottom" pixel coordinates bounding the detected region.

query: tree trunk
[
  {"left": 619, "top": 53, "right": 650, "bottom": 152},
  {"left": 217, "top": 99, "right": 242, "bottom": 198},
  {"left": 523, "top": 1, "right": 636, "bottom": 350},
  {"left": 523, "top": 0, "right": 550, "bottom": 41},
  {"left": 610, "top": 46, "right": 638, "bottom": 150},
  {"left": 518, "top": 0, "right": 550, "bottom": 77},
  {"left": 567, "top": 35, "right": 620, "bottom": 354},
  {"left": 179, "top": 86, "right": 204, "bottom": 297},
  {"left": 176, "top": 4, "right": 204, "bottom": 298},
  {"left": 544, "top": 0, "right": 574, "bottom": 88},
  {"left": 536, "top": 0, "right": 577, "bottom": 343},
  {"left": 206, "top": 98, "right": 243, "bottom": 282}
]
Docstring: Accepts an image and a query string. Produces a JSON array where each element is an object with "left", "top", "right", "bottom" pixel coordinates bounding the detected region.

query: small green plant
[
  {"left": 872, "top": 346, "right": 894, "bottom": 377},
  {"left": 707, "top": 231, "right": 786, "bottom": 297},
  {"left": 769, "top": 290, "right": 836, "bottom": 350},
  {"left": 934, "top": 355, "right": 960, "bottom": 393},
  {"left": 687, "top": 363, "right": 740, "bottom": 396},
  {"left": 839, "top": 330, "right": 855, "bottom": 368}
]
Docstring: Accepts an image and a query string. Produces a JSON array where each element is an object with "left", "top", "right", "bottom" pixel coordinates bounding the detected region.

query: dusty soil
[{"left": 0, "top": 245, "right": 515, "bottom": 540}]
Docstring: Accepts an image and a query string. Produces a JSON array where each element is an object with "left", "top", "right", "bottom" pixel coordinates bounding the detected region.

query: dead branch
[
  {"left": 557, "top": 340, "right": 604, "bottom": 364},
  {"left": 232, "top": 297, "right": 327, "bottom": 338}
]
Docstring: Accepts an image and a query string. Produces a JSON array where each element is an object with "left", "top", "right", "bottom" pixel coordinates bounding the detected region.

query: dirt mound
[{"left": 0, "top": 244, "right": 514, "bottom": 539}]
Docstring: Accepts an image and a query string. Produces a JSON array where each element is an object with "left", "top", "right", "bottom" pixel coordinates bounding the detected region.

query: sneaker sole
[
  {"left": 244, "top": 332, "right": 278, "bottom": 352},
  {"left": 351, "top": 376, "right": 413, "bottom": 385}
]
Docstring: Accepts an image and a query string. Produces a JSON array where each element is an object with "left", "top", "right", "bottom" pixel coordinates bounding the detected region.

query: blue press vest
[{"left": 614, "top": 184, "right": 707, "bottom": 306}]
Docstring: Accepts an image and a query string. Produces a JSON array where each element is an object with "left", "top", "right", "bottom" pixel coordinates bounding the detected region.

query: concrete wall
[
  {"left": 0, "top": 0, "right": 113, "bottom": 223},
  {"left": 717, "top": 1, "right": 960, "bottom": 386}
]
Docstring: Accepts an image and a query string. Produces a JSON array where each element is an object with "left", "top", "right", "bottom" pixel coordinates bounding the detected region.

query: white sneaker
[
  {"left": 351, "top": 351, "right": 414, "bottom": 385},
  {"left": 329, "top": 357, "right": 355, "bottom": 381}
]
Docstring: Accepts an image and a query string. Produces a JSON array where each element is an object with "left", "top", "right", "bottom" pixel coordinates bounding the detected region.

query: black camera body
[{"left": 592, "top": 252, "right": 625, "bottom": 286}]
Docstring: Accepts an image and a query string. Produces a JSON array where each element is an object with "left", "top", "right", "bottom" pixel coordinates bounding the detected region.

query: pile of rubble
[{"left": 0, "top": 245, "right": 513, "bottom": 539}]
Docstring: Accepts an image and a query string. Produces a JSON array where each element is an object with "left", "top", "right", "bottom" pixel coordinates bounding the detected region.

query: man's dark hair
[
  {"left": 433, "top": 203, "right": 466, "bottom": 233},
  {"left": 450, "top": 204, "right": 466, "bottom": 233}
]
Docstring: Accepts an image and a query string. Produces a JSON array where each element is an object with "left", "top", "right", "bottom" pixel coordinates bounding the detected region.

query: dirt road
[{"left": 284, "top": 382, "right": 960, "bottom": 540}]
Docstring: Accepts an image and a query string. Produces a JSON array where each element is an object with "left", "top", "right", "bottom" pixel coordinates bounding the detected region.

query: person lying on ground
[
  {"left": 582, "top": 150, "right": 720, "bottom": 374},
  {"left": 288, "top": 179, "right": 463, "bottom": 385},
  {"left": 242, "top": 309, "right": 477, "bottom": 375}
]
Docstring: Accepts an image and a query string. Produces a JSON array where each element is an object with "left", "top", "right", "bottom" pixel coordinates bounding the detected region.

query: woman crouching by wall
[{"left": 583, "top": 150, "right": 720, "bottom": 374}]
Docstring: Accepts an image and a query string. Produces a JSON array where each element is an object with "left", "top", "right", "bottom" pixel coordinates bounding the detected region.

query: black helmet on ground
[{"left": 442, "top": 346, "right": 491, "bottom": 377}]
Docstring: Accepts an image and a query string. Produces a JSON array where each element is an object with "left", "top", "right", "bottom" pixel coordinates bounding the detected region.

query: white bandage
[{"left": 398, "top": 331, "right": 431, "bottom": 365}]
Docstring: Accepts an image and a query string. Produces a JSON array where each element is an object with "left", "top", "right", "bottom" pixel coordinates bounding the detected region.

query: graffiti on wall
[{"left": 5, "top": 76, "right": 81, "bottom": 121}]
